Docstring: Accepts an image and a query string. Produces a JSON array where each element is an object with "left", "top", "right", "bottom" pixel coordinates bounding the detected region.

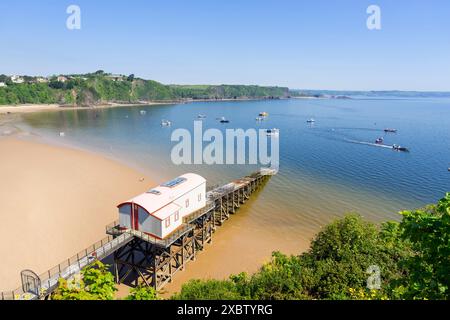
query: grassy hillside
[{"left": 0, "top": 72, "right": 290, "bottom": 106}]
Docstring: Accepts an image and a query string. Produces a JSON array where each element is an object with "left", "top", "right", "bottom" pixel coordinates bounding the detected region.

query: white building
[
  {"left": 106, "top": 74, "right": 124, "bottom": 82},
  {"left": 117, "top": 173, "right": 206, "bottom": 239},
  {"left": 11, "top": 75, "right": 24, "bottom": 84},
  {"left": 57, "top": 76, "right": 68, "bottom": 83},
  {"left": 0, "top": 82, "right": 6, "bottom": 87}
]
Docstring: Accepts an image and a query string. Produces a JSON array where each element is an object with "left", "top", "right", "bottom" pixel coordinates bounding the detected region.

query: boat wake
[{"left": 344, "top": 139, "right": 393, "bottom": 149}]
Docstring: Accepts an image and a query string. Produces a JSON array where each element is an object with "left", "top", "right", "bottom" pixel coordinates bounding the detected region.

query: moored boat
[
  {"left": 266, "top": 128, "right": 279, "bottom": 136},
  {"left": 306, "top": 118, "right": 316, "bottom": 123},
  {"left": 384, "top": 128, "right": 397, "bottom": 133},
  {"left": 161, "top": 119, "right": 172, "bottom": 126}
]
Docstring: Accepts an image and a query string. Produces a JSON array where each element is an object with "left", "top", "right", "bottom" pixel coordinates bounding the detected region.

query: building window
[
  {"left": 174, "top": 211, "right": 179, "bottom": 222},
  {"left": 198, "top": 193, "right": 202, "bottom": 202},
  {"left": 165, "top": 217, "right": 170, "bottom": 228},
  {"left": 185, "top": 199, "right": 190, "bottom": 208}
]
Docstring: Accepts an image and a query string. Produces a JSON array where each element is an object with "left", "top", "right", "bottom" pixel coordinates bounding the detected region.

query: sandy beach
[
  {"left": 0, "top": 137, "right": 152, "bottom": 291},
  {"left": 0, "top": 103, "right": 158, "bottom": 115}
]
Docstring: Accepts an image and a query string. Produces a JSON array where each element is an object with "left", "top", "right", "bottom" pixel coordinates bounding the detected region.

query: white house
[
  {"left": 106, "top": 74, "right": 124, "bottom": 82},
  {"left": 57, "top": 76, "right": 68, "bottom": 83},
  {"left": 11, "top": 75, "right": 24, "bottom": 84},
  {"left": 0, "top": 82, "right": 6, "bottom": 87},
  {"left": 117, "top": 173, "right": 206, "bottom": 239}
]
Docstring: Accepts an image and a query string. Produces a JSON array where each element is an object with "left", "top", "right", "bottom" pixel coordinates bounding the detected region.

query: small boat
[
  {"left": 197, "top": 114, "right": 206, "bottom": 119},
  {"left": 161, "top": 119, "right": 172, "bottom": 126},
  {"left": 306, "top": 118, "right": 316, "bottom": 123},
  {"left": 384, "top": 128, "right": 397, "bottom": 133},
  {"left": 140, "top": 110, "right": 147, "bottom": 115},
  {"left": 259, "top": 112, "right": 269, "bottom": 117},
  {"left": 375, "top": 137, "right": 384, "bottom": 144},
  {"left": 219, "top": 117, "right": 230, "bottom": 123},
  {"left": 392, "top": 144, "right": 409, "bottom": 152},
  {"left": 266, "top": 128, "right": 279, "bottom": 136},
  {"left": 256, "top": 117, "right": 264, "bottom": 121}
]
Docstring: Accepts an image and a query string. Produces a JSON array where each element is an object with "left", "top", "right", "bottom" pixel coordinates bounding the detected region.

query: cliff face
[{"left": 0, "top": 73, "right": 292, "bottom": 106}]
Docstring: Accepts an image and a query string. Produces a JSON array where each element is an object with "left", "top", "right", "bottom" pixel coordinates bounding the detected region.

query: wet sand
[
  {"left": 159, "top": 193, "right": 312, "bottom": 297},
  {"left": 0, "top": 137, "right": 152, "bottom": 291}
]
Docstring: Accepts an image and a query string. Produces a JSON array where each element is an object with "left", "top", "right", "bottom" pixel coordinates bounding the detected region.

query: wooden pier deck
[{"left": 1, "top": 168, "right": 276, "bottom": 300}]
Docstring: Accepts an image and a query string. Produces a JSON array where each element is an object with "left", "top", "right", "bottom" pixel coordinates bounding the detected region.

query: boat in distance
[
  {"left": 392, "top": 144, "right": 409, "bottom": 152},
  {"left": 266, "top": 128, "right": 279, "bottom": 136}
]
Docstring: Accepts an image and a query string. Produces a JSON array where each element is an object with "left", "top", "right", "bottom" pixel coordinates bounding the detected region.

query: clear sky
[{"left": 1, "top": 0, "right": 449, "bottom": 91}]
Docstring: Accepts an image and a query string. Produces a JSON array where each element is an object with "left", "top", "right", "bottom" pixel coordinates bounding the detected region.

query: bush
[
  {"left": 126, "top": 286, "right": 159, "bottom": 300},
  {"left": 52, "top": 261, "right": 117, "bottom": 300}
]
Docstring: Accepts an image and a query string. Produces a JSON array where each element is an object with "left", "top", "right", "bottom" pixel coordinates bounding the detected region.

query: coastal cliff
[{"left": 0, "top": 71, "right": 290, "bottom": 107}]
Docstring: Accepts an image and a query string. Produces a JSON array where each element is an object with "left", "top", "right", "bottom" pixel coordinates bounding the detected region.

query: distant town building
[
  {"left": 0, "top": 82, "right": 7, "bottom": 87},
  {"left": 57, "top": 76, "right": 68, "bottom": 83},
  {"left": 106, "top": 74, "right": 124, "bottom": 82},
  {"left": 36, "top": 77, "right": 48, "bottom": 83},
  {"left": 11, "top": 75, "right": 24, "bottom": 84}
]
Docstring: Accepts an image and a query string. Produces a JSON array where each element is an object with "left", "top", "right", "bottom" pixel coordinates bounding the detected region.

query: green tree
[
  {"left": 395, "top": 193, "right": 450, "bottom": 299},
  {"left": 52, "top": 261, "right": 117, "bottom": 300},
  {"left": 125, "top": 285, "right": 159, "bottom": 300},
  {"left": 171, "top": 279, "right": 243, "bottom": 300}
]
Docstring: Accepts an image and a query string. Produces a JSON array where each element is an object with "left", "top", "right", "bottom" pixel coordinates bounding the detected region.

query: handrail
[{"left": 1, "top": 232, "right": 133, "bottom": 300}]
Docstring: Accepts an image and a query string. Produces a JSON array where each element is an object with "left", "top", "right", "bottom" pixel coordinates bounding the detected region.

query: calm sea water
[{"left": 19, "top": 97, "right": 450, "bottom": 238}]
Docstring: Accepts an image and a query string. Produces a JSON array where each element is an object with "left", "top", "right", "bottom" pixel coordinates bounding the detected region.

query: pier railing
[{"left": 1, "top": 232, "right": 133, "bottom": 300}]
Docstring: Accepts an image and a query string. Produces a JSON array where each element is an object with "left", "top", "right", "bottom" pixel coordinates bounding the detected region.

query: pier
[{"left": 1, "top": 169, "right": 276, "bottom": 300}]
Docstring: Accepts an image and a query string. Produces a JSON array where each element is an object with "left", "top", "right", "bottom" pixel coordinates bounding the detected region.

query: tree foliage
[
  {"left": 52, "top": 261, "right": 117, "bottom": 300},
  {"left": 125, "top": 285, "right": 159, "bottom": 300},
  {"left": 395, "top": 193, "right": 450, "bottom": 299},
  {"left": 0, "top": 72, "right": 289, "bottom": 106}
]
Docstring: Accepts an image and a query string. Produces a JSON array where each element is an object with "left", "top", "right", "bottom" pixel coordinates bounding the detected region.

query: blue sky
[{"left": 1, "top": 0, "right": 449, "bottom": 91}]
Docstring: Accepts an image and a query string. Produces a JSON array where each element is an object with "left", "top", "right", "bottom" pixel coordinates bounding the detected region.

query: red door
[{"left": 132, "top": 204, "right": 139, "bottom": 230}]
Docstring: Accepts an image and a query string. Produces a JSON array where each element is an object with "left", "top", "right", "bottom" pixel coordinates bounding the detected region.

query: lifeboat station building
[{"left": 117, "top": 173, "right": 206, "bottom": 239}]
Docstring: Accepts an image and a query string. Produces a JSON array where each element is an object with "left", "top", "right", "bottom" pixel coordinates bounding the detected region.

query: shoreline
[
  {"left": 0, "top": 102, "right": 172, "bottom": 115},
  {"left": 0, "top": 96, "right": 314, "bottom": 115}
]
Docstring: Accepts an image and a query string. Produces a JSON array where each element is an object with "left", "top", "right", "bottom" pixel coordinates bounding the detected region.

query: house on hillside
[
  {"left": 11, "top": 75, "right": 24, "bottom": 84},
  {"left": 117, "top": 173, "right": 207, "bottom": 239},
  {"left": 106, "top": 74, "right": 124, "bottom": 82},
  {"left": 57, "top": 76, "right": 68, "bottom": 83},
  {"left": 36, "top": 77, "right": 48, "bottom": 83},
  {"left": 0, "top": 82, "right": 6, "bottom": 87}
]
